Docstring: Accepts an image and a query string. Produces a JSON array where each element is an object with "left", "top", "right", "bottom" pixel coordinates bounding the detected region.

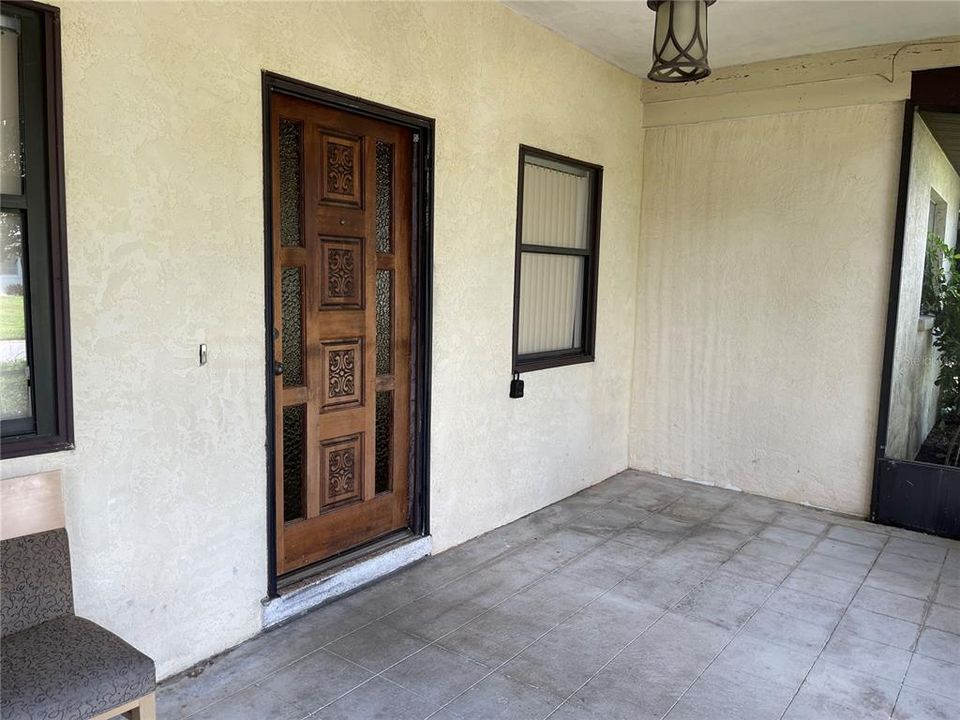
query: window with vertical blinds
[{"left": 513, "top": 147, "right": 602, "bottom": 372}]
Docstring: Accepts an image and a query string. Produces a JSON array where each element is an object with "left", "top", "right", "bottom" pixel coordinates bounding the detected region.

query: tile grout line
[
  {"left": 170, "top": 480, "right": 956, "bottom": 720},
  {"left": 297, "top": 489, "right": 694, "bottom": 719},
  {"left": 887, "top": 541, "right": 951, "bottom": 717},
  {"left": 775, "top": 529, "right": 894, "bottom": 720},
  {"left": 176, "top": 497, "right": 615, "bottom": 719},
  {"left": 413, "top": 492, "right": 730, "bottom": 720},
  {"left": 402, "top": 492, "right": 710, "bottom": 717},
  {"left": 541, "top": 495, "right": 776, "bottom": 720},
  {"left": 804, "top": 531, "right": 950, "bottom": 615},
  {"left": 649, "top": 513, "right": 838, "bottom": 720},
  {"left": 292, "top": 523, "right": 616, "bottom": 717}
]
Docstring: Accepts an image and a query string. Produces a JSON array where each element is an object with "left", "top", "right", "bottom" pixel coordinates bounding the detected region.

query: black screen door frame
[
  {"left": 872, "top": 67, "right": 960, "bottom": 539},
  {"left": 260, "top": 72, "right": 435, "bottom": 596}
]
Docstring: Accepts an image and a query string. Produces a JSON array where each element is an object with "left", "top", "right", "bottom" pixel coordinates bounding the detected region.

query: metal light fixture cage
[{"left": 647, "top": 0, "right": 716, "bottom": 83}]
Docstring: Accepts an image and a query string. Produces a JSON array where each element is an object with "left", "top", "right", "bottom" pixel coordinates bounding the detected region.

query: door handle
[{"left": 274, "top": 361, "right": 284, "bottom": 376}]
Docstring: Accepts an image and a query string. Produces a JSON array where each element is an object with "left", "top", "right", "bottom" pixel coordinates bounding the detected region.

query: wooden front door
[{"left": 271, "top": 93, "right": 413, "bottom": 575}]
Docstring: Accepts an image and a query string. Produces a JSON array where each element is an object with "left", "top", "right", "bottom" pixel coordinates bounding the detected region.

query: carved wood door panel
[{"left": 271, "top": 94, "right": 413, "bottom": 574}]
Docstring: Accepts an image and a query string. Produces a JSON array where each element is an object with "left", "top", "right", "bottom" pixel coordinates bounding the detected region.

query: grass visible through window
[
  {"left": 0, "top": 293, "right": 29, "bottom": 420},
  {"left": 0, "top": 294, "right": 25, "bottom": 340}
]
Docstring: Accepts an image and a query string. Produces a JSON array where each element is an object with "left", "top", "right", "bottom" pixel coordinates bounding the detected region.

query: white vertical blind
[
  {"left": 519, "top": 253, "right": 584, "bottom": 354},
  {"left": 517, "top": 158, "right": 591, "bottom": 355},
  {"left": 521, "top": 162, "right": 590, "bottom": 249}
]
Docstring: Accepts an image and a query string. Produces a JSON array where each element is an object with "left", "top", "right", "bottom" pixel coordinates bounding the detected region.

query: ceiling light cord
[{"left": 878, "top": 39, "right": 960, "bottom": 83}]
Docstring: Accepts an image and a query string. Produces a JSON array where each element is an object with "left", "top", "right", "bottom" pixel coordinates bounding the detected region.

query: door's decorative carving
[
  {"left": 327, "top": 142, "right": 354, "bottom": 195},
  {"left": 320, "top": 237, "right": 363, "bottom": 309},
  {"left": 328, "top": 447, "right": 356, "bottom": 494},
  {"left": 320, "top": 338, "right": 362, "bottom": 409},
  {"left": 328, "top": 349, "right": 355, "bottom": 398},
  {"left": 320, "top": 433, "right": 363, "bottom": 509},
  {"left": 320, "top": 132, "right": 362, "bottom": 206},
  {"left": 327, "top": 249, "right": 355, "bottom": 298}
]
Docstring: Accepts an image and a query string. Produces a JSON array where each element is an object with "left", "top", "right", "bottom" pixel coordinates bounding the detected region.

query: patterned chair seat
[{"left": 0, "top": 615, "right": 155, "bottom": 720}]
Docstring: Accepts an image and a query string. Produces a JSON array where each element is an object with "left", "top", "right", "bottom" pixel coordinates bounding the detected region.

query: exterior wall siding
[{"left": 629, "top": 103, "right": 904, "bottom": 516}]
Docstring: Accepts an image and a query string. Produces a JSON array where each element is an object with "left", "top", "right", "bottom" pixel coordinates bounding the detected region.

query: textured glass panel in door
[
  {"left": 375, "top": 391, "right": 392, "bottom": 493},
  {"left": 282, "top": 404, "right": 306, "bottom": 523},
  {"left": 279, "top": 119, "right": 303, "bottom": 248},
  {"left": 518, "top": 253, "right": 585, "bottom": 354},
  {"left": 376, "top": 270, "right": 392, "bottom": 376},
  {"left": 281, "top": 267, "right": 304, "bottom": 386},
  {"left": 375, "top": 141, "right": 393, "bottom": 253}
]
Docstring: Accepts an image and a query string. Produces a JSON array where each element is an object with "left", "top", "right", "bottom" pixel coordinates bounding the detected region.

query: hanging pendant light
[{"left": 647, "top": 0, "right": 716, "bottom": 83}]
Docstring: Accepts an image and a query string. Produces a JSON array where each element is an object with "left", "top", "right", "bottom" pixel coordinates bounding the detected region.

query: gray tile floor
[{"left": 158, "top": 471, "right": 960, "bottom": 720}]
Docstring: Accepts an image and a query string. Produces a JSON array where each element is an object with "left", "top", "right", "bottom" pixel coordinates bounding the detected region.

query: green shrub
[
  {"left": 925, "top": 233, "right": 960, "bottom": 463},
  {"left": 922, "top": 233, "right": 952, "bottom": 315}
]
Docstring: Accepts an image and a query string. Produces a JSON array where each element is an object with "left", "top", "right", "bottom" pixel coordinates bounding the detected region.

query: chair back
[{"left": 0, "top": 471, "right": 73, "bottom": 636}]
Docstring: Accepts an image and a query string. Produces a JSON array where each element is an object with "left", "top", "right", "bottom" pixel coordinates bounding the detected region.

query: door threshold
[
  {"left": 262, "top": 533, "right": 431, "bottom": 628},
  {"left": 278, "top": 530, "right": 415, "bottom": 590}
]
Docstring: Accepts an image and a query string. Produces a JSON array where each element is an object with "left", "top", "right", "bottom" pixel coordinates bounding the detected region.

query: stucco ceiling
[{"left": 503, "top": 1, "right": 960, "bottom": 76}]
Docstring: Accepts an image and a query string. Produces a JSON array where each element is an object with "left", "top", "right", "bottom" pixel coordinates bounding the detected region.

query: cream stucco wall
[
  {"left": 886, "top": 115, "right": 960, "bottom": 460},
  {"left": 0, "top": 1, "right": 644, "bottom": 678},
  {"left": 629, "top": 103, "right": 904, "bottom": 515}
]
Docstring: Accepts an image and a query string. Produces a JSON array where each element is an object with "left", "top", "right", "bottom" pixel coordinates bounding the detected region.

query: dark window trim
[
  {"left": 261, "top": 71, "right": 434, "bottom": 597},
  {"left": 1, "top": 0, "right": 73, "bottom": 459},
  {"left": 512, "top": 145, "right": 602, "bottom": 374}
]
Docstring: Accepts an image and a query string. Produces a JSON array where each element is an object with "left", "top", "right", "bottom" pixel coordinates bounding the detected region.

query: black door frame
[
  {"left": 261, "top": 72, "right": 435, "bottom": 596},
  {"left": 871, "top": 67, "right": 960, "bottom": 538}
]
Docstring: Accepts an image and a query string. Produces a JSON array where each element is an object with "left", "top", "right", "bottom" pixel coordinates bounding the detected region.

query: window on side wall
[
  {"left": 512, "top": 146, "right": 602, "bottom": 373},
  {"left": 921, "top": 190, "right": 949, "bottom": 317},
  {"left": 1, "top": 2, "right": 72, "bottom": 458}
]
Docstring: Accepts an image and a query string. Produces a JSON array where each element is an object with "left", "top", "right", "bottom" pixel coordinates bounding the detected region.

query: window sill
[
  {"left": 1, "top": 436, "right": 75, "bottom": 461},
  {"left": 515, "top": 352, "right": 595, "bottom": 374}
]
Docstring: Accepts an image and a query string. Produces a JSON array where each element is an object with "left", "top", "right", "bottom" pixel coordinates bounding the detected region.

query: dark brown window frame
[
  {"left": 512, "top": 145, "right": 603, "bottom": 374},
  {"left": 1, "top": 0, "right": 73, "bottom": 459}
]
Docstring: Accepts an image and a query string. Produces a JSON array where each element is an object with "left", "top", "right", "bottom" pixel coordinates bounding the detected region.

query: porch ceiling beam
[{"left": 641, "top": 36, "right": 960, "bottom": 128}]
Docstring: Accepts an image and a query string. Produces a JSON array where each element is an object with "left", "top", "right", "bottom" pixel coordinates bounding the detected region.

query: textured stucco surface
[
  {"left": 629, "top": 104, "right": 904, "bottom": 516},
  {"left": 0, "top": 1, "right": 643, "bottom": 678},
  {"left": 886, "top": 115, "right": 960, "bottom": 460}
]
